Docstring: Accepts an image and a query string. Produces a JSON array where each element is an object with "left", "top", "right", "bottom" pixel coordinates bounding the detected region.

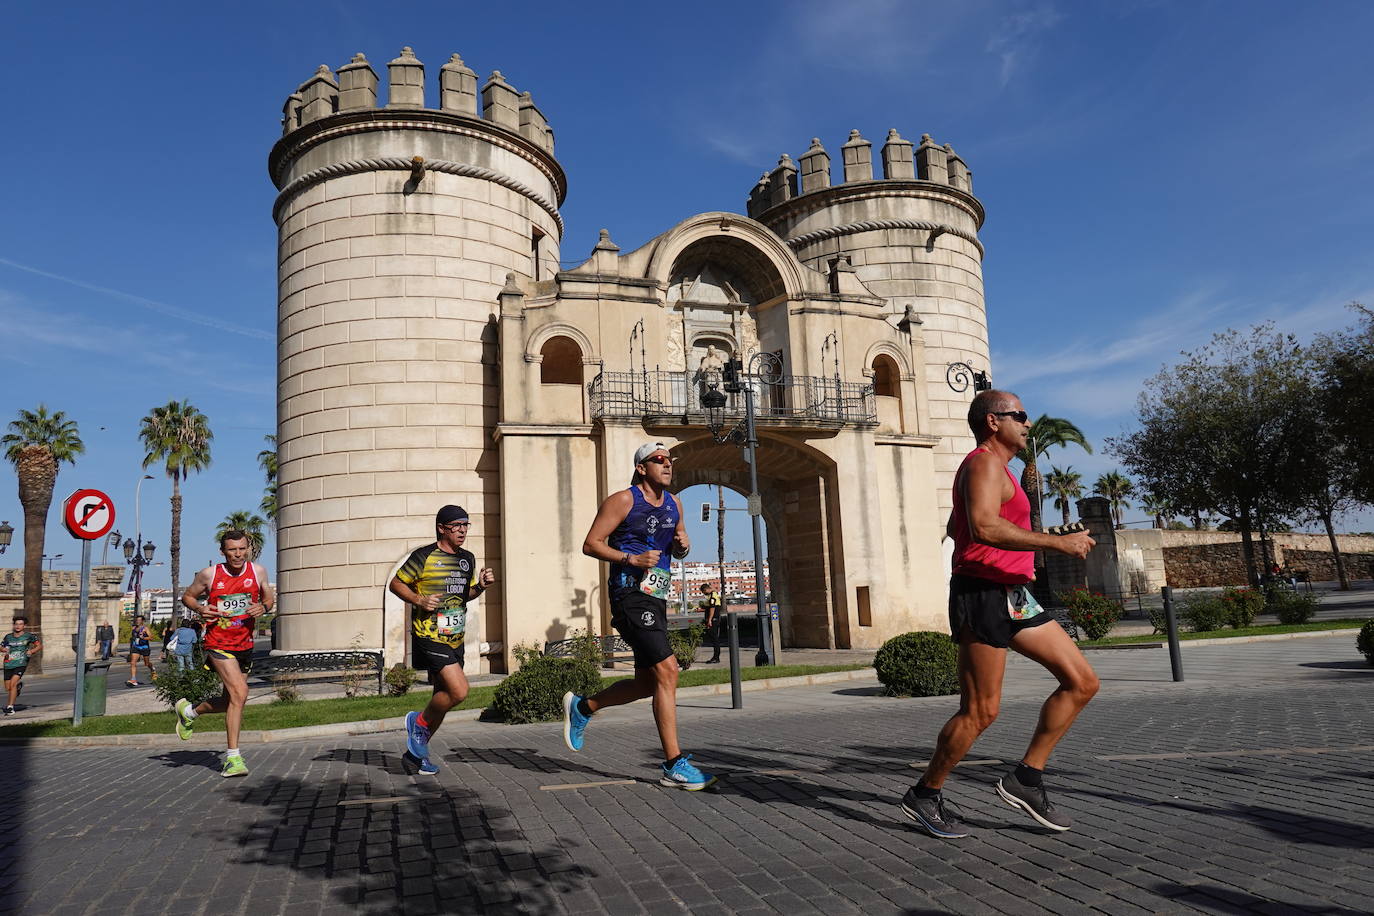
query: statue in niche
[{"left": 693, "top": 343, "right": 729, "bottom": 407}]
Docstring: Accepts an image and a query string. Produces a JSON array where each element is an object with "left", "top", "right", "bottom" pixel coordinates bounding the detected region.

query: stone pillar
[
  {"left": 481, "top": 71, "right": 520, "bottom": 129},
  {"left": 945, "top": 145, "right": 969, "bottom": 191},
  {"left": 841, "top": 130, "right": 873, "bottom": 182},
  {"left": 518, "top": 91, "right": 550, "bottom": 150},
  {"left": 337, "top": 53, "right": 378, "bottom": 111},
  {"left": 282, "top": 92, "right": 303, "bottom": 135},
  {"left": 799, "top": 138, "right": 831, "bottom": 193},
  {"left": 768, "top": 154, "right": 798, "bottom": 209},
  {"left": 880, "top": 129, "right": 915, "bottom": 179},
  {"left": 298, "top": 66, "right": 338, "bottom": 126},
  {"left": 439, "top": 53, "right": 478, "bottom": 115},
  {"left": 387, "top": 47, "right": 425, "bottom": 108},
  {"left": 916, "top": 134, "right": 948, "bottom": 184},
  {"left": 1078, "top": 497, "right": 1121, "bottom": 596}
]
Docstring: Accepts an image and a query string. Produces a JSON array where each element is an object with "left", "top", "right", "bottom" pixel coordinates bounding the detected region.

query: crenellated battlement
[
  {"left": 279, "top": 47, "right": 555, "bottom": 156},
  {"left": 746, "top": 129, "right": 972, "bottom": 218}
]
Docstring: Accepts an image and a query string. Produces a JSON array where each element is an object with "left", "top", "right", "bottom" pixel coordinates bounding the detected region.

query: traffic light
[{"left": 700, "top": 502, "right": 711, "bottom": 522}]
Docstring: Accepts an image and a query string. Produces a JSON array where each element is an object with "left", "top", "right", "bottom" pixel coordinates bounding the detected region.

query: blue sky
[{"left": 3, "top": 1, "right": 1372, "bottom": 586}]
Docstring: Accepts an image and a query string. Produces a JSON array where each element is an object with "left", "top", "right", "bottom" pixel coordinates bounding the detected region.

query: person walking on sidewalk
[
  {"left": 2, "top": 617, "right": 41, "bottom": 715},
  {"left": 700, "top": 580, "right": 723, "bottom": 664},
  {"left": 388, "top": 505, "right": 495, "bottom": 776},
  {"left": 172, "top": 530, "right": 273, "bottom": 778},
  {"left": 171, "top": 618, "right": 199, "bottom": 670},
  {"left": 562, "top": 443, "right": 717, "bottom": 790},
  {"left": 127, "top": 615, "right": 155, "bottom": 687},
  {"left": 902, "top": 391, "right": 1099, "bottom": 838},
  {"left": 96, "top": 622, "right": 115, "bottom": 661}
]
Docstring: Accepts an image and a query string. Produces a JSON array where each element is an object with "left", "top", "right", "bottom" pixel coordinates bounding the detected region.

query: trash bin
[{"left": 82, "top": 661, "right": 110, "bottom": 717}]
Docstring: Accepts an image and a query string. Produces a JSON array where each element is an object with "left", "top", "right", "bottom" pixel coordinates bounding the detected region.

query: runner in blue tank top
[{"left": 562, "top": 442, "right": 717, "bottom": 790}]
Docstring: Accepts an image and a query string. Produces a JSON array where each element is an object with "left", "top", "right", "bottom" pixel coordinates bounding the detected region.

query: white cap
[{"left": 633, "top": 442, "right": 669, "bottom": 466}]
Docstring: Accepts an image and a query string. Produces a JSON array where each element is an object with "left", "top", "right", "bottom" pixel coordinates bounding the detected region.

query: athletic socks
[
  {"left": 1015, "top": 762, "right": 1044, "bottom": 787},
  {"left": 226, "top": 748, "right": 241, "bottom": 759},
  {"left": 416, "top": 713, "right": 433, "bottom": 732},
  {"left": 576, "top": 698, "right": 593, "bottom": 718},
  {"left": 913, "top": 782, "right": 941, "bottom": 800},
  {"left": 666, "top": 754, "right": 686, "bottom": 768},
  {"left": 184, "top": 707, "right": 199, "bottom": 721}
]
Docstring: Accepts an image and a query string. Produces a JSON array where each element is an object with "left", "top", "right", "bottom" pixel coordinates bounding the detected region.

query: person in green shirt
[{"left": 2, "top": 617, "right": 42, "bottom": 715}]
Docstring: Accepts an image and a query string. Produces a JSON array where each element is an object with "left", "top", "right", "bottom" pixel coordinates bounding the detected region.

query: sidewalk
[{"left": 4, "top": 635, "right": 1371, "bottom": 914}]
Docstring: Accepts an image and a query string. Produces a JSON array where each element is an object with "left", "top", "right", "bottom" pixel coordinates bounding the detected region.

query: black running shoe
[
  {"left": 900, "top": 787, "right": 969, "bottom": 839},
  {"left": 996, "top": 770, "right": 1071, "bottom": 831}
]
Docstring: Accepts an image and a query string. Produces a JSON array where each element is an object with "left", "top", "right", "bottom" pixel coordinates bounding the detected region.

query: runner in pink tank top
[{"left": 901, "top": 390, "right": 1101, "bottom": 840}]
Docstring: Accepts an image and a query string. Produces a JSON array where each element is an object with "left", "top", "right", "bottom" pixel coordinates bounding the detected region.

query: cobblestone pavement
[{"left": 5, "top": 636, "right": 1371, "bottom": 915}]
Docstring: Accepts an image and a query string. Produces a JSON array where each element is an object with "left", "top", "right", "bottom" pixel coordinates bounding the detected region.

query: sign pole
[{"left": 72, "top": 539, "right": 92, "bottom": 726}]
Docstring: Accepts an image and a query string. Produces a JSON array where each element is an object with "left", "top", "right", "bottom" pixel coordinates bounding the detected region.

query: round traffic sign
[{"left": 64, "top": 489, "right": 116, "bottom": 540}]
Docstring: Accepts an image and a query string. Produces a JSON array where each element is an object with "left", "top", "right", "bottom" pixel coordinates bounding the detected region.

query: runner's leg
[
  {"left": 1008, "top": 622, "right": 1100, "bottom": 769},
  {"left": 648, "top": 654, "right": 682, "bottom": 761},
  {"left": 422, "top": 661, "right": 469, "bottom": 733},
  {"left": 585, "top": 667, "right": 654, "bottom": 712},
  {"left": 919, "top": 634, "right": 1008, "bottom": 789},
  {"left": 208, "top": 655, "right": 250, "bottom": 752},
  {"left": 4, "top": 673, "right": 16, "bottom": 707}
]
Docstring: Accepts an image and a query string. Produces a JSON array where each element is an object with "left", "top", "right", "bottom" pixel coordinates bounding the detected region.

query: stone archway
[{"left": 668, "top": 432, "right": 848, "bottom": 649}]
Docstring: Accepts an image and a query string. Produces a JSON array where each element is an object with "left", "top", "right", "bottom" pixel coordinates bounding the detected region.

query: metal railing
[{"left": 588, "top": 369, "right": 876, "bottom": 425}]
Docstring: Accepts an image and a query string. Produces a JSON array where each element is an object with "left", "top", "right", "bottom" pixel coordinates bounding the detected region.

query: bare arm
[
  {"left": 963, "top": 452, "right": 1094, "bottom": 558},
  {"left": 671, "top": 494, "right": 690, "bottom": 558},
  {"left": 181, "top": 568, "right": 216, "bottom": 616},
  {"left": 582, "top": 490, "right": 659, "bottom": 568},
  {"left": 248, "top": 563, "right": 274, "bottom": 618},
  {"left": 388, "top": 575, "right": 441, "bottom": 612}
]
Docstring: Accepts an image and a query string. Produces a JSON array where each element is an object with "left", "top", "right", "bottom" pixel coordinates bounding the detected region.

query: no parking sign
[{"left": 63, "top": 488, "right": 115, "bottom": 541}]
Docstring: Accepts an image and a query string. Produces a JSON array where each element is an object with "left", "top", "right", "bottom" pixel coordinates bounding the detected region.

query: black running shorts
[
  {"left": 3, "top": 666, "right": 25, "bottom": 681},
  {"left": 412, "top": 634, "right": 464, "bottom": 677},
  {"left": 948, "top": 574, "right": 1054, "bottom": 648},
  {"left": 205, "top": 648, "right": 254, "bottom": 674},
  {"left": 610, "top": 591, "right": 674, "bottom": 669}
]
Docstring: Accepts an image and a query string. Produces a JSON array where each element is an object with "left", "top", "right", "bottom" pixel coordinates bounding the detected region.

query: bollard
[
  {"left": 1161, "top": 586, "right": 1183, "bottom": 682},
  {"left": 727, "top": 612, "right": 742, "bottom": 709}
]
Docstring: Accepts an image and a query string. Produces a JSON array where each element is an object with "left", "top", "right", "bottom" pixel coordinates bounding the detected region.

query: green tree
[
  {"left": 258, "top": 434, "right": 277, "bottom": 522},
  {"left": 1042, "top": 465, "right": 1084, "bottom": 527},
  {"left": 1108, "top": 324, "right": 1315, "bottom": 586},
  {"left": 1316, "top": 304, "right": 1374, "bottom": 500},
  {"left": 215, "top": 511, "right": 267, "bottom": 560},
  {"left": 1018, "top": 415, "right": 1092, "bottom": 533},
  {"left": 1092, "top": 471, "right": 1136, "bottom": 528},
  {"left": 139, "top": 400, "right": 213, "bottom": 600},
  {"left": 1, "top": 406, "right": 84, "bottom": 673},
  {"left": 1139, "top": 492, "right": 1173, "bottom": 529}
]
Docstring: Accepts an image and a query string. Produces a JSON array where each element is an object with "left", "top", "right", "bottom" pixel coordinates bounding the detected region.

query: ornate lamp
[
  {"left": 122, "top": 538, "right": 135, "bottom": 561},
  {"left": 142, "top": 541, "right": 156, "bottom": 563},
  {"left": 0, "top": 520, "right": 12, "bottom": 554},
  {"left": 702, "top": 386, "right": 728, "bottom": 439}
]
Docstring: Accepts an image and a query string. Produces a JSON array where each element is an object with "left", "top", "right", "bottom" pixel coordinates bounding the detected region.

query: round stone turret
[
  {"left": 747, "top": 129, "right": 988, "bottom": 515},
  {"left": 268, "top": 47, "right": 566, "bottom": 664}
]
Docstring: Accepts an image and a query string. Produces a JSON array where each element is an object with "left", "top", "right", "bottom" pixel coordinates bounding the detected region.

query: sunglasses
[
  {"left": 992, "top": 410, "right": 1030, "bottom": 424},
  {"left": 441, "top": 521, "right": 471, "bottom": 530},
  {"left": 642, "top": 455, "right": 672, "bottom": 466}
]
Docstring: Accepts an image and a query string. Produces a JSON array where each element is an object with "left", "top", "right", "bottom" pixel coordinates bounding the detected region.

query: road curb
[{"left": 0, "top": 667, "right": 877, "bottom": 748}]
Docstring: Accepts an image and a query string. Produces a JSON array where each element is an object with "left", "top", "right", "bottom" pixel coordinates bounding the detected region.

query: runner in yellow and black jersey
[{"left": 388, "top": 505, "right": 495, "bottom": 775}]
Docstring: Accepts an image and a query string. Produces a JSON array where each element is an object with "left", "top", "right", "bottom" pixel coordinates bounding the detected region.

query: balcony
[{"left": 588, "top": 369, "right": 876, "bottom": 428}]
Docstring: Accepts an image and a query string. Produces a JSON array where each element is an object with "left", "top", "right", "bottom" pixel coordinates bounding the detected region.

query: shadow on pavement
[
  {"left": 149, "top": 749, "right": 222, "bottom": 772},
  {"left": 1153, "top": 881, "right": 1368, "bottom": 915},
  {"left": 447, "top": 745, "right": 633, "bottom": 783},
  {"left": 214, "top": 774, "right": 595, "bottom": 911},
  {"left": 313, "top": 747, "right": 413, "bottom": 777},
  {"left": 1299, "top": 660, "right": 1374, "bottom": 672}
]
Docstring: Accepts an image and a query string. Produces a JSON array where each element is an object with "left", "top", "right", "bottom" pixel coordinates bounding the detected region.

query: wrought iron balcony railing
[{"left": 588, "top": 369, "right": 876, "bottom": 426}]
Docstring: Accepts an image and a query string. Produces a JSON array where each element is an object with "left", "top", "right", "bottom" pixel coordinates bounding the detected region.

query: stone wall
[
  {"left": 1142, "top": 530, "right": 1374, "bottom": 589},
  {"left": 0, "top": 565, "right": 126, "bottom": 667}
]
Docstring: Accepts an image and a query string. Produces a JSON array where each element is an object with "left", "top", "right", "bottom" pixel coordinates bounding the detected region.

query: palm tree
[
  {"left": 258, "top": 434, "right": 277, "bottom": 523},
  {"left": 2, "top": 406, "right": 84, "bottom": 672},
  {"left": 1042, "top": 465, "right": 1084, "bottom": 527},
  {"left": 139, "top": 401, "right": 213, "bottom": 600},
  {"left": 1093, "top": 471, "right": 1136, "bottom": 529},
  {"left": 216, "top": 511, "right": 267, "bottom": 560},
  {"left": 1139, "top": 492, "right": 1173, "bottom": 529},
  {"left": 1017, "top": 415, "right": 1093, "bottom": 532}
]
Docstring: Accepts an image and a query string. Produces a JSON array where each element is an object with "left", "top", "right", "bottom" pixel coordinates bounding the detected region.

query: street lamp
[
  {"left": 103, "top": 528, "right": 122, "bottom": 565},
  {"left": 0, "top": 521, "right": 12, "bottom": 554},
  {"left": 946, "top": 362, "right": 991, "bottom": 393},
  {"left": 702, "top": 350, "right": 781, "bottom": 666},
  {"left": 123, "top": 474, "right": 157, "bottom": 621},
  {"left": 42, "top": 554, "right": 64, "bottom": 571}
]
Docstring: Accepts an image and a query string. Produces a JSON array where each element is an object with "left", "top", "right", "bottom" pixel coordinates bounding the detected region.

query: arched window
[
  {"left": 871, "top": 355, "right": 900, "bottom": 398},
  {"left": 540, "top": 336, "right": 583, "bottom": 385}
]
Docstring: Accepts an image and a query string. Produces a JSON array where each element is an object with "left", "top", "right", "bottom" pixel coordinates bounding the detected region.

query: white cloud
[{"left": 985, "top": 4, "right": 1063, "bottom": 86}]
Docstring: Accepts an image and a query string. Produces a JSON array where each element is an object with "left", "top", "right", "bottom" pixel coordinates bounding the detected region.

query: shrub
[
  {"left": 1147, "top": 604, "right": 1168, "bottom": 636},
  {"left": 669, "top": 623, "right": 705, "bottom": 671},
  {"left": 1056, "top": 588, "right": 1123, "bottom": 641},
  {"left": 272, "top": 672, "right": 301, "bottom": 704},
  {"left": 1221, "top": 586, "right": 1264, "bottom": 628},
  {"left": 873, "top": 631, "right": 959, "bottom": 697},
  {"left": 150, "top": 649, "right": 223, "bottom": 711},
  {"left": 487, "top": 646, "right": 603, "bottom": 724},
  {"left": 1180, "top": 594, "right": 1229, "bottom": 633},
  {"left": 1357, "top": 620, "right": 1374, "bottom": 667},
  {"left": 1269, "top": 590, "right": 1318, "bottom": 625},
  {"left": 384, "top": 663, "right": 418, "bottom": 696}
]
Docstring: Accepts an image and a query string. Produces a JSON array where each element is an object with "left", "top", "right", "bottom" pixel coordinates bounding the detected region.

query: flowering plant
[{"left": 1055, "top": 588, "right": 1122, "bottom": 641}]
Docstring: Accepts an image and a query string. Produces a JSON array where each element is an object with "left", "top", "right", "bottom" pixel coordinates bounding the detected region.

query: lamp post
[
  {"left": 103, "top": 528, "right": 122, "bottom": 566},
  {"left": 123, "top": 474, "right": 157, "bottom": 622},
  {"left": 945, "top": 362, "right": 991, "bottom": 393},
  {"left": 702, "top": 350, "right": 780, "bottom": 666},
  {"left": 0, "top": 521, "right": 12, "bottom": 555},
  {"left": 42, "top": 554, "right": 64, "bottom": 571}
]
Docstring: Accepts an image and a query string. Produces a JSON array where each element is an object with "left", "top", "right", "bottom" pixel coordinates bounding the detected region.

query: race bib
[
  {"left": 1007, "top": 586, "right": 1045, "bottom": 621},
  {"left": 638, "top": 566, "right": 672, "bottom": 600},
  {"left": 217, "top": 593, "right": 250, "bottom": 627},
  {"left": 436, "top": 603, "right": 466, "bottom": 637}
]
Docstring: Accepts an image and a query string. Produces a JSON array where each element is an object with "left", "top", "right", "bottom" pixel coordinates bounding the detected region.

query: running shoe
[
  {"left": 2, "top": 707, "right": 12, "bottom": 717},
  {"left": 221, "top": 755, "right": 249, "bottom": 778},
  {"left": 562, "top": 692, "right": 590, "bottom": 752},
  {"left": 996, "top": 770, "right": 1071, "bottom": 831},
  {"left": 174, "top": 699, "right": 195, "bottom": 740},
  {"left": 404, "top": 711, "right": 431, "bottom": 760},
  {"left": 415, "top": 756, "right": 439, "bottom": 776},
  {"left": 659, "top": 754, "right": 717, "bottom": 791},
  {"left": 900, "top": 787, "right": 969, "bottom": 839}
]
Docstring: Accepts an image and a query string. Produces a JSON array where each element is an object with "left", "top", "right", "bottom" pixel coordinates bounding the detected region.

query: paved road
[{"left": 4, "top": 635, "right": 1371, "bottom": 914}]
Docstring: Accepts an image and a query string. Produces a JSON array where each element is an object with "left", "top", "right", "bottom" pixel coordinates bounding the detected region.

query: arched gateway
[{"left": 269, "top": 48, "right": 990, "bottom": 672}]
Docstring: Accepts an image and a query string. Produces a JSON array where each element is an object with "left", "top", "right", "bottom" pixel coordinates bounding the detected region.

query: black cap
[{"left": 436, "top": 505, "right": 469, "bottom": 525}]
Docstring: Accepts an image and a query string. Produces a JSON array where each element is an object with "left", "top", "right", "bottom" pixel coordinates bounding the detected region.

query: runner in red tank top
[
  {"left": 901, "top": 390, "right": 1100, "bottom": 839},
  {"left": 172, "top": 528, "right": 274, "bottom": 778}
]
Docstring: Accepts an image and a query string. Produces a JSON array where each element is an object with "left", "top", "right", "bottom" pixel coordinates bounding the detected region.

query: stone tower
[
  {"left": 747, "top": 130, "right": 988, "bottom": 516},
  {"left": 268, "top": 48, "right": 565, "bottom": 662}
]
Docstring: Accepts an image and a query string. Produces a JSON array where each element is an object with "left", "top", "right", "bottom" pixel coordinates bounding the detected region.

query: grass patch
[
  {"left": 1082, "top": 618, "right": 1371, "bottom": 647},
  {"left": 0, "top": 663, "right": 869, "bottom": 739}
]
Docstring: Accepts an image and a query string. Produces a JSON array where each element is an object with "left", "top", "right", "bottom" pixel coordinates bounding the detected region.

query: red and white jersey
[{"left": 204, "top": 563, "right": 264, "bottom": 652}]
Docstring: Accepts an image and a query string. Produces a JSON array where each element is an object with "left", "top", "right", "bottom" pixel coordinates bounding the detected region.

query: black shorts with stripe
[{"left": 204, "top": 648, "right": 254, "bottom": 674}]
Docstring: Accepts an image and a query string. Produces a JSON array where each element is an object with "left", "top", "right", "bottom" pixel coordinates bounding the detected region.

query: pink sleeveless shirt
[{"left": 950, "top": 446, "right": 1035, "bottom": 585}]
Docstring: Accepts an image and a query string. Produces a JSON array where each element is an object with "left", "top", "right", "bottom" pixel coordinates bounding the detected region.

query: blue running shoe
[
  {"left": 660, "top": 754, "right": 716, "bottom": 791},
  {"left": 404, "top": 711, "right": 431, "bottom": 760},
  {"left": 416, "top": 755, "right": 439, "bottom": 776},
  {"left": 563, "top": 691, "right": 590, "bottom": 752}
]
